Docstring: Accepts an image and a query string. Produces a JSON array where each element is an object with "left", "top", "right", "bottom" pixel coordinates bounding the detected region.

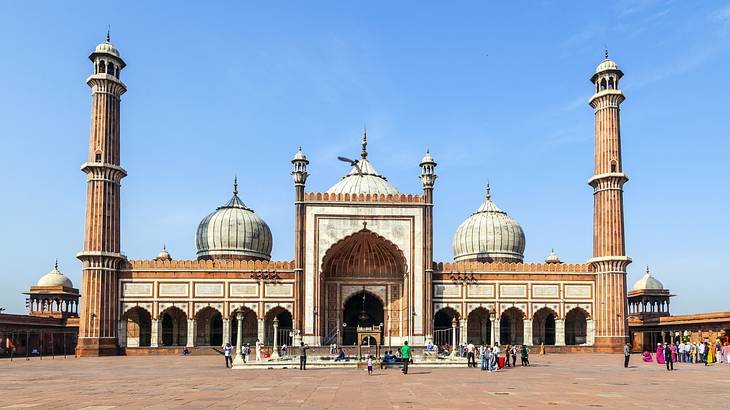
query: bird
[{"left": 337, "top": 156, "right": 362, "bottom": 175}]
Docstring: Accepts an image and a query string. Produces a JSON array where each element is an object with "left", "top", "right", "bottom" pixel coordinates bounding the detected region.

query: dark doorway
[{"left": 342, "top": 292, "right": 383, "bottom": 345}]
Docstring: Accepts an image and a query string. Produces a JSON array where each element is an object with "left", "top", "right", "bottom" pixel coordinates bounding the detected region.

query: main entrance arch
[{"left": 320, "top": 226, "right": 407, "bottom": 346}]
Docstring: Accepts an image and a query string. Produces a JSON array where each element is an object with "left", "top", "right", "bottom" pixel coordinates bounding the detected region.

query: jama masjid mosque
[{"left": 69, "top": 36, "right": 633, "bottom": 356}]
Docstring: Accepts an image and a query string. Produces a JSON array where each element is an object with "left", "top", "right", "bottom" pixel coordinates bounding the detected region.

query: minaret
[
  {"left": 76, "top": 33, "right": 127, "bottom": 356},
  {"left": 419, "top": 150, "right": 437, "bottom": 340},
  {"left": 587, "top": 51, "right": 631, "bottom": 351},
  {"left": 291, "top": 147, "right": 309, "bottom": 336}
]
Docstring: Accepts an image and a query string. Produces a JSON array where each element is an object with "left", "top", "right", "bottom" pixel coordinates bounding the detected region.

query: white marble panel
[
  {"left": 230, "top": 283, "right": 258, "bottom": 297},
  {"left": 434, "top": 284, "right": 461, "bottom": 298},
  {"left": 265, "top": 283, "right": 293, "bottom": 297},
  {"left": 159, "top": 283, "right": 189, "bottom": 297},
  {"left": 122, "top": 283, "right": 152, "bottom": 297},
  {"left": 195, "top": 283, "right": 223, "bottom": 297},
  {"left": 467, "top": 284, "right": 494, "bottom": 298},
  {"left": 499, "top": 284, "right": 526, "bottom": 298},
  {"left": 532, "top": 284, "right": 559, "bottom": 298},
  {"left": 565, "top": 285, "right": 591, "bottom": 298}
]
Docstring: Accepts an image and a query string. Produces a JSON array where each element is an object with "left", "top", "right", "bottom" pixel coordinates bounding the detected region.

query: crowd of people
[{"left": 640, "top": 338, "right": 730, "bottom": 370}]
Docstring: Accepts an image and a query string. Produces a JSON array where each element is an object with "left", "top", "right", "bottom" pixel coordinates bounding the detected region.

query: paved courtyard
[{"left": 1, "top": 353, "right": 729, "bottom": 409}]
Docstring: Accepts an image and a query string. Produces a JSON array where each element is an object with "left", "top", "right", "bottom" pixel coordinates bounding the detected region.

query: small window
[{"left": 95, "top": 152, "right": 102, "bottom": 162}]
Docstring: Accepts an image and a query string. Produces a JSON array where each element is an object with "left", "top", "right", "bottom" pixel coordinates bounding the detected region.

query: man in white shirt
[
  {"left": 466, "top": 342, "right": 476, "bottom": 367},
  {"left": 492, "top": 344, "right": 501, "bottom": 369},
  {"left": 678, "top": 342, "right": 685, "bottom": 363}
]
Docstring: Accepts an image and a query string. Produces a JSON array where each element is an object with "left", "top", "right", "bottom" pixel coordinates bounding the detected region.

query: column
[
  {"left": 459, "top": 319, "right": 467, "bottom": 346},
  {"left": 523, "top": 319, "right": 533, "bottom": 346},
  {"left": 587, "top": 320, "right": 595, "bottom": 345},
  {"left": 450, "top": 317, "right": 458, "bottom": 357},
  {"left": 222, "top": 318, "right": 231, "bottom": 345},
  {"left": 186, "top": 318, "right": 196, "bottom": 347},
  {"left": 151, "top": 319, "right": 159, "bottom": 347},
  {"left": 257, "top": 318, "right": 265, "bottom": 344},
  {"left": 271, "top": 317, "right": 280, "bottom": 359},
  {"left": 492, "top": 319, "right": 499, "bottom": 346},
  {"left": 555, "top": 319, "right": 566, "bottom": 346},
  {"left": 232, "top": 312, "right": 245, "bottom": 366},
  {"left": 117, "top": 320, "right": 127, "bottom": 348}
]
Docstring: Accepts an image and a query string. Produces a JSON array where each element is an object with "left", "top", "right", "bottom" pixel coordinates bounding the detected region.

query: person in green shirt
[{"left": 400, "top": 341, "right": 411, "bottom": 374}]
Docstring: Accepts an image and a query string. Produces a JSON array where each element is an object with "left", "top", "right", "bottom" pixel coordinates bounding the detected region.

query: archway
[
  {"left": 265, "top": 307, "right": 293, "bottom": 346},
  {"left": 342, "top": 291, "right": 384, "bottom": 345},
  {"left": 434, "top": 307, "right": 459, "bottom": 347},
  {"left": 467, "top": 307, "right": 491, "bottom": 345},
  {"left": 160, "top": 306, "right": 187, "bottom": 346},
  {"left": 124, "top": 307, "right": 151, "bottom": 347},
  {"left": 195, "top": 307, "right": 223, "bottom": 346},
  {"left": 230, "top": 307, "right": 258, "bottom": 346},
  {"left": 565, "top": 308, "right": 588, "bottom": 345},
  {"left": 532, "top": 308, "right": 556, "bottom": 345},
  {"left": 500, "top": 307, "right": 524, "bottom": 345}
]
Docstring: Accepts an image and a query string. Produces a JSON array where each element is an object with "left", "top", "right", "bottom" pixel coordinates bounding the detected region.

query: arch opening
[
  {"left": 500, "top": 307, "right": 524, "bottom": 345},
  {"left": 532, "top": 308, "right": 556, "bottom": 345},
  {"left": 123, "top": 307, "right": 151, "bottom": 347},
  {"left": 467, "top": 307, "right": 491, "bottom": 345},
  {"left": 230, "top": 307, "right": 258, "bottom": 346},
  {"left": 433, "top": 307, "right": 459, "bottom": 347},
  {"left": 195, "top": 307, "right": 223, "bottom": 346},
  {"left": 342, "top": 291, "right": 384, "bottom": 345},
  {"left": 565, "top": 308, "right": 588, "bottom": 345},
  {"left": 265, "top": 306, "right": 293, "bottom": 346},
  {"left": 160, "top": 306, "right": 187, "bottom": 347}
]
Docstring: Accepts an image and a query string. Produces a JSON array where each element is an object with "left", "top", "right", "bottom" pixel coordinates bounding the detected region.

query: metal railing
[
  {"left": 1, "top": 330, "right": 78, "bottom": 361},
  {"left": 433, "top": 328, "right": 457, "bottom": 348}
]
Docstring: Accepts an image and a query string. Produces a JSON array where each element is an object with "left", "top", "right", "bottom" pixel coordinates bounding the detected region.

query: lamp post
[
  {"left": 232, "top": 310, "right": 245, "bottom": 367},
  {"left": 271, "top": 317, "right": 280, "bottom": 360}
]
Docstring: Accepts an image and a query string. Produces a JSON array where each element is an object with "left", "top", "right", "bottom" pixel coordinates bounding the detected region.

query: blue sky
[{"left": 1, "top": 1, "right": 728, "bottom": 315}]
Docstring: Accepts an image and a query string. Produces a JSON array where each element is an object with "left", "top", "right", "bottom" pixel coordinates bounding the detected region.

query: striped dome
[
  {"left": 327, "top": 158, "right": 399, "bottom": 196},
  {"left": 195, "top": 180, "right": 272, "bottom": 261},
  {"left": 452, "top": 184, "right": 525, "bottom": 263}
]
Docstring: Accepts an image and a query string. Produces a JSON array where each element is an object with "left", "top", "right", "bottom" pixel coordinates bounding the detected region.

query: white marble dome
[
  {"left": 327, "top": 158, "right": 399, "bottom": 196},
  {"left": 196, "top": 180, "right": 272, "bottom": 261},
  {"left": 595, "top": 57, "right": 618, "bottom": 73},
  {"left": 452, "top": 184, "right": 526, "bottom": 263},
  {"left": 37, "top": 262, "right": 73, "bottom": 288},
  {"left": 632, "top": 266, "right": 664, "bottom": 291}
]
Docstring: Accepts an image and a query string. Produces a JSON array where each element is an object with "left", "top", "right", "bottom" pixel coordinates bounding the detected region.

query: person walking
[
  {"left": 504, "top": 344, "right": 511, "bottom": 368},
  {"left": 299, "top": 342, "right": 308, "bottom": 370},
  {"left": 624, "top": 342, "right": 631, "bottom": 368},
  {"left": 493, "top": 344, "right": 501, "bottom": 369},
  {"left": 367, "top": 355, "right": 374, "bottom": 376},
  {"left": 400, "top": 341, "right": 411, "bottom": 375},
  {"left": 664, "top": 343, "right": 674, "bottom": 371},
  {"left": 255, "top": 339, "right": 262, "bottom": 362},
  {"left": 466, "top": 342, "right": 476, "bottom": 368},
  {"left": 223, "top": 342, "right": 233, "bottom": 368},
  {"left": 510, "top": 345, "right": 517, "bottom": 367}
]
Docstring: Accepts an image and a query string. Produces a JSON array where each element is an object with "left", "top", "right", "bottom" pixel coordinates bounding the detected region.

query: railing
[
  {"left": 322, "top": 326, "right": 340, "bottom": 346},
  {"left": 1, "top": 330, "right": 78, "bottom": 361},
  {"left": 433, "top": 328, "right": 457, "bottom": 348}
]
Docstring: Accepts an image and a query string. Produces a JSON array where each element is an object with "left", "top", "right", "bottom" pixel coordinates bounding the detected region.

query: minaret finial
[
  {"left": 604, "top": 46, "right": 608, "bottom": 60},
  {"left": 54, "top": 259, "right": 59, "bottom": 270},
  {"left": 486, "top": 180, "right": 491, "bottom": 201},
  {"left": 106, "top": 25, "right": 111, "bottom": 43},
  {"left": 361, "top": 125, "right": 368, "bottom": 159},
  {"left": 233, "top": 175, "right": 238, "bottom": 196},
  {"left": 646, "top": 264, "right": 650, "bottom": 275}
]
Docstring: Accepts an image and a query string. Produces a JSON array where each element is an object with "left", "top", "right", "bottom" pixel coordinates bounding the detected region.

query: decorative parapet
[
  {"left": 303, "top": 192, "right": 423, "bottom": 204},
  {"left": 433, "top": 261, "right": 593, "bottom": 273},
  {"left": 123, "top": 259, "right": 295, "bottom": 271}
]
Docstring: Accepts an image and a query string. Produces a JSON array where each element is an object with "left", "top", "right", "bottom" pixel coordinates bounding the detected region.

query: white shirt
[
  {"left": 493, "top": 346, "right": 500, "bottom": 355},
  {"left": 698, "top": 344, "right": 705, "bottom": 354},
  {"left": 467, "top": 343, "right": 475, "bottom": 353}
]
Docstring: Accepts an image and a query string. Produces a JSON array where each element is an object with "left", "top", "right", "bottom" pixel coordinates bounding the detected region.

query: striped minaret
[
  {"left": 76, "top": 33, "right": 127, "bottom": 356},
  {"left": 588, "top": 51, "right": 631, "bottom": 352}
]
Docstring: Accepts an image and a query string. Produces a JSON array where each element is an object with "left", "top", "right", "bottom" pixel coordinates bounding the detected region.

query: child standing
[{"left": 367, "top": 356, "right": 374, "bottom": 375}]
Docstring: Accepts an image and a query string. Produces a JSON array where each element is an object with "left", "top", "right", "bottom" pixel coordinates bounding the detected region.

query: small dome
[
  {"left": 632, "top": 266, "right": 664, "bottom": 291},
  {"left": 37, "top": 261, "right": 73, "bottom": 288},
  {"left": 545, "top": 249, "right": 561, "bottom": 264},
  {"left": 595, "top": 58, "right": 618, "bottom": 73},
  {"left": 155, "top": 245, "right": 171, "bottom": 261},
  {"left": 95, "top": 41, "right": 120, "bottom": 57},
  {"left": 327, "top": 132, "right": 399, "bottom": 195},
  {"left": 453, "top": 183, "right": 526, "bottom": 263},
  {"left": 420, "top": 150, "right": 435, "bottom": 165},
  {"left": 292, "top": 147, "right": 308, "bottom": 162},
  {"left": 196, "top": 178, "right": 273, "bottom": 261}
]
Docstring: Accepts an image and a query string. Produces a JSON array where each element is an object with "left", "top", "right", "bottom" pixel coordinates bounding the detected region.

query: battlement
[
  {"left": 303, "top": 192, "right": 424, "bottom": 204},
  {"left": 124, "top": 259, "right": 296, "bottom": 271},
  {"left": 433, "top": 260, "right": 593, "bottom": 273}
]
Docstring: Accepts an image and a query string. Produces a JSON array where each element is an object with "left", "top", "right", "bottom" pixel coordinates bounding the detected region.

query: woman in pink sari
[
  {"left": 642, "top": 351, "right": 653, "bottom": 362},
  {"left": 656, "top": 343, "right": 665, "bottom": 364},
  {"left": 670, "top": 343, "right": 678, "bottom": 363}
]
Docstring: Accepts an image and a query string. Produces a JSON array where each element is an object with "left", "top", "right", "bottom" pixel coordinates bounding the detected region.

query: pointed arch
[{"left": 321, "top": 228, "right": 407, "bottom": 278}]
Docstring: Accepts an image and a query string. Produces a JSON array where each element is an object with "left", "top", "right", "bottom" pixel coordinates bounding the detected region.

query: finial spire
[
  {"left": 106, "top": 25, "right": 111, "bottom": 43},
  {"left": 604, "top": 46, "right": 608, "bottom": 59},
  {"left": 361, "top": 125, "right": 368, "bottom": 159},
  {"left": 233, "top": 175, "right": 238, "bottom": 196},
  {"left": 646, "top": 264, "right": 650, "bottom": 275},
  {"left": 486, "top": 180, "right": 491, "bottom": 201},
  {"left": 54, "top": 259, "right": 59, "bottom": 270}
]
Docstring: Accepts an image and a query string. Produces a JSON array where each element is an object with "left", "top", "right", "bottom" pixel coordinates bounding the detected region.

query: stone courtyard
[{"left": 1, "top": 353, "right": 729, "bottom": 409}]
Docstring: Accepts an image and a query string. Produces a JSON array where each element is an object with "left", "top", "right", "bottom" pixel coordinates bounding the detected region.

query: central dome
[
  {"left": 326, "top": 131, "right": 399, "bottom": 196},
  {"left": 452, "top": 183, "right": 526, "bottom": 263},
  {"left": 196, "top": 178, "right": 272, "bottom": 261}
]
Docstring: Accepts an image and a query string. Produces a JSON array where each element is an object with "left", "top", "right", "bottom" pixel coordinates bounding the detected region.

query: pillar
[
  {"left": 459, "top": 319, "right": 467, "bottom": 346},
  {"left": 222, "top": 318, "right": 230, "bottom": 345},
  {"left": 450, "top": 317, "right": 458, "bottom": 357},
  {"left": 587, "top": 320, "right": 595, "bottom": 346},
  {"left": 492, "top": 319, "right": 499, "bottom": 346},
  {"left": 257, "top": 318, "right": 265, "bottom": 344},
  {"left": 186, "top": 319, "right": 196, "bottom": 347},
  {"left": 555, "top": 319, "right": 566, "bottom": 346},
  {"left": 117, "top": 320, "right": 127, "bottom": 348},
  {"left": 232, "top": 312, "right": 245, "bottom": 366},
  {"left": 271, "top": 317, "right": 280, "bottom": 359},
  {"left": 523, "top": 319, "right": 533, "bottom": 346},
  {"left": 151, "top": 319, "right": 159, "bottom": 347}
]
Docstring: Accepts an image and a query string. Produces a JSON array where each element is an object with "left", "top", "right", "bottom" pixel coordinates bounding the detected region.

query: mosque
[{"left": 3, "top": 36, "right": 645, "bottom": 357}]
